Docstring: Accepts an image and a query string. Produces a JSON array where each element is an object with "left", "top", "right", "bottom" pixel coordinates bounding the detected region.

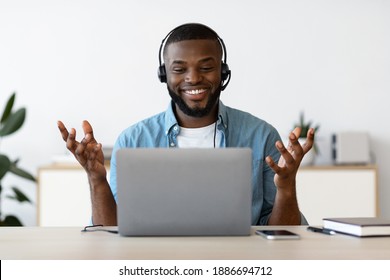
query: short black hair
[{"left": 163, "top": 23, "right": 222, "bottom": 58}]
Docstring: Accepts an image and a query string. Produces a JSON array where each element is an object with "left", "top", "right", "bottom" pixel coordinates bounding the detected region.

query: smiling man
[{"left": 58, "top": 23, "right": 314, "bottom": 226}]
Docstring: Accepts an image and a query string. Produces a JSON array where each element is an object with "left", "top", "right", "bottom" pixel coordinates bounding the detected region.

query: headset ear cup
[
  {"left": 221, "top": 63, "right": 230, "bottom": 81},
  {"left": 158, "top": 64, "right": 167, "bottom": 83}
]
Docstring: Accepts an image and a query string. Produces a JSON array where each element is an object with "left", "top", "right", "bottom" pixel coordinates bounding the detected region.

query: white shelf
[
  {"left": 37, "top": 163, "right": 110, "bottom": 226},
  {"left": 296, "top": 165, "right": 378, "bottom": 225},
  {"left": 37, "top": 164, "right": 378, "bottom": 227}
]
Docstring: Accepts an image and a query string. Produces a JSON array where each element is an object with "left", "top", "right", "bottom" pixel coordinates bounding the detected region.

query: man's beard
[{"left": 167, "top": 86, "right": 221, "bottom": 118}]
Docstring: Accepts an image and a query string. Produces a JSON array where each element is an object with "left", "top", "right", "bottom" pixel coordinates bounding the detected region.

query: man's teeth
[{"left": 185, "top": 89, "right": 206, "bottom": 95}]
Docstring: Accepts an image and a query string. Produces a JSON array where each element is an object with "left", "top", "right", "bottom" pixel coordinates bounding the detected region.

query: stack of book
[{"left": 323, "top": 217, "right": 390, "bottom": 237}]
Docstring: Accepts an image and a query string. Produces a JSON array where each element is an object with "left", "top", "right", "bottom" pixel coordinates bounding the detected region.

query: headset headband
[{"left": 158, "top": 23, "right": 228, "bottom": 66}]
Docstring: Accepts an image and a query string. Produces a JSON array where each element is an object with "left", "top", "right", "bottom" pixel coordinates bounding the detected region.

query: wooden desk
[{"left": 1, "top": 226, "right": 389, "bottom": 260}]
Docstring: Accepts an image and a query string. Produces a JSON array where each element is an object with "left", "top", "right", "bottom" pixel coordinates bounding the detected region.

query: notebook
[
  {"left": 116, "top": 148, "right": 252, "bottom": 236},
  {"left": 323, "top": 217, "right": 390, "bottom": 237}
]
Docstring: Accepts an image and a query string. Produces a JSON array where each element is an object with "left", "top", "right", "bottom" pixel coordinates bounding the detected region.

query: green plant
[
  {"left": 294, "top": 111, "right": 320, "bottom": 154},
  {"left": 0, "top": 92, "right": 36, "bottom": 226}
]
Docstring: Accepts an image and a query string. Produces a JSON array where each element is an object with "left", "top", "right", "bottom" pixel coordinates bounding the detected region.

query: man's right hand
[{"left": 57, "top": 120, "right": 107, "bottom": 183}]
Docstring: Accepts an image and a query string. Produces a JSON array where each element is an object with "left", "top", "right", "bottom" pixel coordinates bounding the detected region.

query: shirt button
[
  {"left": 173, "top": 126, "right": 178, "bottom": 131},
  {"left": 170, "top": 142, "right": 175, "bottom": 147}
]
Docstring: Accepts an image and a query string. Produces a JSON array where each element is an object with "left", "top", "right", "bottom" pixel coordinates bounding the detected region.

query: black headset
[{"left": 157, "top": 23, "right": 231, "bottom": 91}]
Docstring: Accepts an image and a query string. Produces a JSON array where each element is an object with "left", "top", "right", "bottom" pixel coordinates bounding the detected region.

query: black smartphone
[{"left": 255, "top": 230, "right": 300, "bottom": 240}]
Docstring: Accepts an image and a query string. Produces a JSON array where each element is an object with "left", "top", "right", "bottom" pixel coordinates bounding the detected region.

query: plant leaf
[
  {"left": 0, "top": 215, "right": 23, "bottom": 226},
  {"left": 6, "top": 187, "right": 32, "bottom": 203},
  {"left": 9, "top": 161, "right": 36, "bottom": 182},
  {"left": 0, "top": 92, "right": 15, "bottom": 124},
  {"left": 0, "top": 154, "right": 11, "bottom": 180},
  {"left": 0, "top": 108, "right": 26, "bottom": 137},
  {"left": 299, "top": 112, "right": 305, "bottom": 125}
]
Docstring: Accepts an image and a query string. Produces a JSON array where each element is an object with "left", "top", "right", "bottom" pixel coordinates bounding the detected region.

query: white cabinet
[
  {"left": 37, "top": 163, "right": 110, "bottom": 226},
  {"left": 38, "top": 164, "right": 378, "bottom": 227},
  {"left": 296, "top": 165, "right": 378, "bottom": 225}
]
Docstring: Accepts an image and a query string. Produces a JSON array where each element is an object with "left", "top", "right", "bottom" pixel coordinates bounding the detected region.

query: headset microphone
[{"left": 157, "top": 23, "right": 231, "bottom": 91}]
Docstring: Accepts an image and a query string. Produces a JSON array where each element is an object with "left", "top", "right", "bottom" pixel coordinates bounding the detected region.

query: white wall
[{"left": 1, "top": 0, "right": 389, "bottom": 225}]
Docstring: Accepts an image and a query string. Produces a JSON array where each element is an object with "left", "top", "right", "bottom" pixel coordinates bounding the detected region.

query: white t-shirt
[{"left": 177, "top": 122, "right": 221, "bottom": 148}]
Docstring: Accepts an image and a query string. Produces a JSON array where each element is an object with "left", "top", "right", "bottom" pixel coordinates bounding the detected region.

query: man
[{"left": 58, "top": 23, "right": 314, "bottom": 226}]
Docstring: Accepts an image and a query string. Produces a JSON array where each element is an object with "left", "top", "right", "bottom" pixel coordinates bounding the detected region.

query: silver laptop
[{"left": 116, "top": 148, "right": 252, "bottom": 236}]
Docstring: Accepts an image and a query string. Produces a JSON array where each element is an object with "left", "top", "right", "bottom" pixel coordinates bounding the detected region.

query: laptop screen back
[{"left": 116, "top": 148, "right": 252, "bottom": 236}]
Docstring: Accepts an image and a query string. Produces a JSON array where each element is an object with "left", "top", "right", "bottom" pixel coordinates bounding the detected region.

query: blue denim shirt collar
[
  {"left": 164, "top": 101, "right": 178, "bottom": 136},
  {"left": 164, "top": 100, "right": 228, "bottom": 148}
]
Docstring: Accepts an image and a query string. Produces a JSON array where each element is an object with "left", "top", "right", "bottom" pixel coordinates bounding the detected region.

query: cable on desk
[{"left": 81, "top": 224, "right": 118, "bottom": 234}]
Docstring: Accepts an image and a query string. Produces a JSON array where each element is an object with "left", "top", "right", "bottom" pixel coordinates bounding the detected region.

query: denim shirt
[{"left": 110, "top": 101, "right": 300, "bottom": 225}]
